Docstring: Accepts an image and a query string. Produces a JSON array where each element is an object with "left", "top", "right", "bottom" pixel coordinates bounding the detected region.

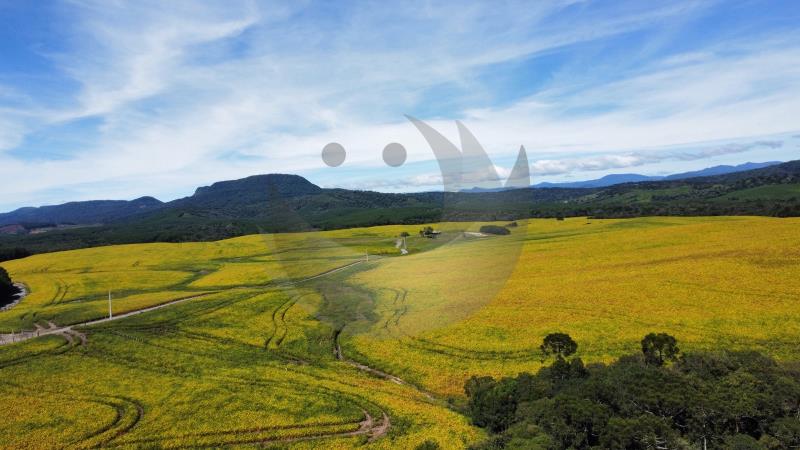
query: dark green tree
[
  {"left": 466, "top": 336, "right": 800, "bottom": 450},
  {"left": 547, "top": 357, "right": 588, "bottom": 381},
  {"left": 540, "top": 333, "right": 578, "bottom": 360},
  {"left": 771, "top": 417, "right": 800, "bottom": 448},
  {"left": 641, "top": 332, "right": 680, "bottom": 366},
  {"left": 465, "top": 375, "right": 496, "bottom": 398},
  {"left": 723, "top": 434, "right": 763, "bottom": 450},
  {"left": 0, "top": 266, "right": 20, "bottom": 305},
  {"left": 600, "top": 415, "right": 681, "bottom": 450},
  {"left": 465, "top": 376, "right": 518, "bottom": 432}
]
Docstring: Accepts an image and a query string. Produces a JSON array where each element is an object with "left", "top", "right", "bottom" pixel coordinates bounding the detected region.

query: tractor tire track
[
  {"left": 334, "top": 327, "right": 435, "bottom": 402},
  {"left": 69, "top": 396, "right": 144, "bottom": 449},
  {"left": 265, "top": 295, "right": 298, "bottom": 348},
  {"left": 2, "top": 258, "right": 400, "bottom": 447}
]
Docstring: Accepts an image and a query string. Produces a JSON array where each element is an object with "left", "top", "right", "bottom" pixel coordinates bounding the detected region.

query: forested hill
[
  {"left": 0, "top": 197, "right": 163, "bottom": 229},
  {"left": 1, "top": 160, "right": 799, "bottom": 256}
]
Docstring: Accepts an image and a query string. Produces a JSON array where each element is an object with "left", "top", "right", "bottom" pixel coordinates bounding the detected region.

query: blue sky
[{"left": 1, "top": 0, "right": 799, "bottom": 210}]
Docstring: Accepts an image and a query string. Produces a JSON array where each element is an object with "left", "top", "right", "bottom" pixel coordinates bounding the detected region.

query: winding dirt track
[
  {"left": 0, "top": 292, "right": 214, "bottom": 345},
  {"left": 0, "top": 259, "right": 369, "bottom": 346},
  {"left": 268, "top": 409, "right": 390, "bottom": 445},
  {"left": 0, "top": 257, "right": 407, "bottom": 446},
  {"left": 334, "top": 331, "right": 437, "bottom": 402}
]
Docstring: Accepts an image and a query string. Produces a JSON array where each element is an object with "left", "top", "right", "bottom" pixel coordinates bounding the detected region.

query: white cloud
[
  {"left": 530, "top": 140, "right": 785, "bottom": 176},
  {"left": 0, "top": 1, "right": 799, "bottom": 210}
]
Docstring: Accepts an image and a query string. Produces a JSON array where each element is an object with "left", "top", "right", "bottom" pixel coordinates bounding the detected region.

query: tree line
[{"left": 465, "top": 333, "right": 800, "bottom": 449}]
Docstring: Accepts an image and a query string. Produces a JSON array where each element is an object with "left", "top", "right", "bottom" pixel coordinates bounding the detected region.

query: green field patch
[{"left": 717, "top": 183, "right": 800, "bottom": 200}]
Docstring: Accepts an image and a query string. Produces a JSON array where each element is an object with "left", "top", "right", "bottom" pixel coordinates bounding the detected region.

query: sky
[{"left": 1, "top": 0, "right": 799, "bottom": 211}]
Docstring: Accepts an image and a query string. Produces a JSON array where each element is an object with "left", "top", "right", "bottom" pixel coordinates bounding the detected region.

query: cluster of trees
[
  {"left": 529, "top": 198, "right": 800, "bottom": 220},
  {"left": 0, "top": 267, "right": 20, "bottom": 308},
  {"left": 465, "top": 333, "right": 800, "bottom": 449},
  {"left": 420, "top": 226, "right": 439, "bottom": 238},
  {"left": 479, "top": 225, "right": 511, "bottom": 235},
  {"left": 0, "top": 247, "right": 30, "bottom": 263}
]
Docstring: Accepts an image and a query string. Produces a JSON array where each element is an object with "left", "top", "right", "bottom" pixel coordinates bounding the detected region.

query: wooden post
[{"left": 108, "top": 290, "right": 112, "bottom": 319}]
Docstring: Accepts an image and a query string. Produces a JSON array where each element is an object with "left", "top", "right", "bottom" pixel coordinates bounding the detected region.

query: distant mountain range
[
  {"left": 529, "top": 161, "right": 783, "bottom": 189},
  {"left": 0, "top": 197, "right": 163, "bottom": 228},
  {"left": 459, "top": 161, "right": 782, "bottom": 191},
  {"left": 0, "top": 162, "right": 782, "bottom": 227},
  {"left": 1, "top": 160, "right": 799, "bottom": 256}
]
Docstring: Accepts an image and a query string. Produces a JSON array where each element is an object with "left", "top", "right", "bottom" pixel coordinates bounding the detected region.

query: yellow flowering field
[
  {"left": 0, "top": 216, "right": 797, "bottom": 447},
  {"left": 347, "top": 216, "right": 800, "bottom": 395}
]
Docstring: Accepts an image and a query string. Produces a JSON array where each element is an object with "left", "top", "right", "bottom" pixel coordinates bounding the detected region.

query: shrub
[
  {"left": 415, "top": 439, "right": 441, "bottom": 450},
  {"left": 479, "top": 225, "right": 510, "bottom": 235}
]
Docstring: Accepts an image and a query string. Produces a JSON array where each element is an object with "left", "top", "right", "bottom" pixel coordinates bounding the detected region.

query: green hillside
[{"left": 2, "top": 161, "right": 800, "bottom": 256}]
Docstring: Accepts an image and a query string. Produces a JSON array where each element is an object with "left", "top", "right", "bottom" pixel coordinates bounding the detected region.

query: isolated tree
[
  {"left": 400, "top": 231, "right": 410, "bottom": 238},
  {"left": 540, "top": 333, "right": 578, "bottom": 361},
  {"left": 641, "top": 333, "right": 680, "bottom": 366}
]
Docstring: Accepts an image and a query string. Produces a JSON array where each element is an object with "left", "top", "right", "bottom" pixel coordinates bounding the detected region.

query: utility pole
[{"left": 108, "top": 290, "right": 112, "bottom": 319}]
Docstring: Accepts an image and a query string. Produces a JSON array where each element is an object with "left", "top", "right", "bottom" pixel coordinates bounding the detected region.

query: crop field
[{"left": 1, "top": 216, "right": 799, "bottom": 448}]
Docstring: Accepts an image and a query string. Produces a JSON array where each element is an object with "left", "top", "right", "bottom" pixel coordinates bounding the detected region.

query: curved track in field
[
  {"left": 0, "top": 258, "right": 402, "bottom": 447},
  {"left": 333, "top": 326, "right": 437, "bottom": 402},
  {"left": 0, "top": 292, "right": 215, "bottom": 346},
  {"left": 0, "top": 260, "right": 368, "bottom": 347},
  {"left": 102, "top": 408, "right": 389, "bottom": 448}
]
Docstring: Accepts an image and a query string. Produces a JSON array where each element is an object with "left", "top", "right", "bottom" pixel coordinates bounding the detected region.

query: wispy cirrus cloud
[
  {"left": 0, "top": 0, "right": 799, "bottom": 209},
  {"left": 530, "top": 140, "right": 785, "bottom": 176}
]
